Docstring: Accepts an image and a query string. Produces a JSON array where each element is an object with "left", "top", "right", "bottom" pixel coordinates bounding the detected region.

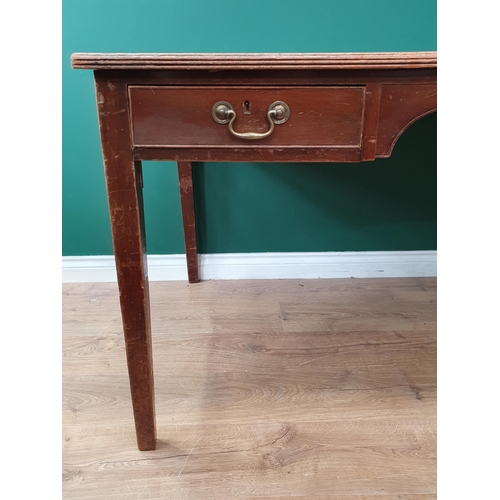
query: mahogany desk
[{"left": 71, "top": 52, "right": 437, "bottom": 450}]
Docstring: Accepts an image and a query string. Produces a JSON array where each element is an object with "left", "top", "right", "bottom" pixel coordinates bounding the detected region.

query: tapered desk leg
[
  {"left": 95, "top": 74, "right": 156, "bottom": 450},
  {"left": 177, "top": 161, "right": 199, "bottom": 283},
  {"left": 106, "top": 160, "right": 156, "bottom": 451}
]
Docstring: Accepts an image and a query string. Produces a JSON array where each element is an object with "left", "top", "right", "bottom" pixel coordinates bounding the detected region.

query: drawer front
[{"left": 129, "top": 86, "right": 365, "bottom": 148}]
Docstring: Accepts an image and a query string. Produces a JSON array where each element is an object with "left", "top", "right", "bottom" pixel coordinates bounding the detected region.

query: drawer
[{"left": 128, "top": 86, "right": 365, "bottom": 148}]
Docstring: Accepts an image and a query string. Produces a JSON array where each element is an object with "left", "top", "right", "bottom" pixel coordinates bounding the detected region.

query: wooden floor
[{"left": 62, "top": 277, "right": 437, "bottom": 499}]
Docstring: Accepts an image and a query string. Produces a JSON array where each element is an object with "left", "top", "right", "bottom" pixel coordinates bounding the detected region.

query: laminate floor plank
[
  {"left": 63, "top": 420, "right": 435, "bottom": 498},
  {"left": 63, "top": 278, "right": 436, "bottom": 499}
]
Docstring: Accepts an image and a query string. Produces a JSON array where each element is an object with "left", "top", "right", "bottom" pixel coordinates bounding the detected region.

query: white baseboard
[{"left": 62, "top": 250, "right": 436, "bottom": 283}]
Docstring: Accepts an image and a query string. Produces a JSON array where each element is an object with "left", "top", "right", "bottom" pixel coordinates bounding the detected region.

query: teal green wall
[{"left": 63, "top": 0, "right": 437, "bottom": 256}]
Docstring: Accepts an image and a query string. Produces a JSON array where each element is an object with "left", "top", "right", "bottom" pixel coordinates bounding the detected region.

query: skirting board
[{"left": 62, "top": 250, "right": 436, "bottom": 283}]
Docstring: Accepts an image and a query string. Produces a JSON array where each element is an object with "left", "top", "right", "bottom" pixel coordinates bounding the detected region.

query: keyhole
[{"left": 243, "top": 100, "right": 251, "bottom": 114}]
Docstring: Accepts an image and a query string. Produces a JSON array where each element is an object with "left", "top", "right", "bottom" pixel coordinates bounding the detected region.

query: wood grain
[
  {"left": 376, "top": 84, "right": 437, "bottom": 157},
  {"left": 129, "top": 86, "right": 365, "bottom": 148},
  {"left": 177, "top": 161, "right": 199, "bottom": 284},
  {"left": 63, "top": 278, "right": 436, "bottom": 499},
  {"left": 71, "top": 52, "right": 437, "bottom": 71},
  {"left": 94, "top": 75, "right": 156, "bottom": 451}
]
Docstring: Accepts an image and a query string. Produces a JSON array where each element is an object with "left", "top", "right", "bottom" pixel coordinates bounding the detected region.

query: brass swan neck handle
[{"left": 212, "top": 101, "right": 290, "bottom": 140}]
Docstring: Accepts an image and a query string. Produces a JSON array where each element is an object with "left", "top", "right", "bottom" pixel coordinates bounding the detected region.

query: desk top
[{"left": 71, "top": 52, "right": 437, "bottom": 71}]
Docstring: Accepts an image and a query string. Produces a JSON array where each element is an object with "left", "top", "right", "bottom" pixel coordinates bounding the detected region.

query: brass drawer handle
[{"left": 212, "top": 101, "right": 290, "bottom": 140}]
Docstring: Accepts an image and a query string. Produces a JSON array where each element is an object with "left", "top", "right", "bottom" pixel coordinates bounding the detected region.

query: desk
[{"left": 71, "top": 52, "right": 437, "bottom": 450}]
